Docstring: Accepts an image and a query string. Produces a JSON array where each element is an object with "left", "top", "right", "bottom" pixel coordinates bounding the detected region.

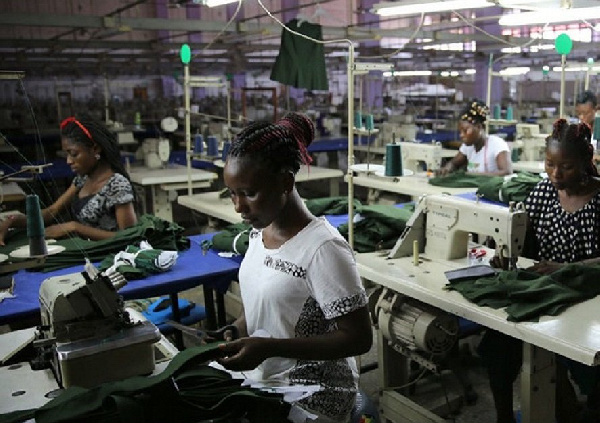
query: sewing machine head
[
  {"left": 142, "top": 137, "right": 171, "bottom": 169},
  {"left": 36, "top": 260, "right": 160, "bottom": 388},
  {"left": 398, "top": 141, "right": 443, "bottom": 173},
  {"left": 389, "top": 195, "right": 528, "bottom": 268}
]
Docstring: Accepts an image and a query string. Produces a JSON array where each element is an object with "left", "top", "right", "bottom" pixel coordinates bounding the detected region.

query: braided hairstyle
[
  {"left": 459, "top": 100, "right": 489, "bottom": 126},
  {"left": 60, "top": 113, "right": 131, "bottom": 181},
  {"left": 228, "top": 112, "right": 314, "bottom": 175},
  {"left": 547, "top": 118, "right": 599, "bottom": 178}
]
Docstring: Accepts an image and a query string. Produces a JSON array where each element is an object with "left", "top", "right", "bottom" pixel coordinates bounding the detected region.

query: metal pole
[
  {"left": 104, "top": 75, "right": 110, "bottom": 125},
  {"left": 184, "top": 63, "right": 192, "bottom": 196},
  {"left": 347, "top": 44, "right": 355, "bottom": 250},
  {"left": 486, "top": 54, "right": 493, "bottom": 135},
  {"left": 560, "top": 54, "right": 566, "bottom": 118}
]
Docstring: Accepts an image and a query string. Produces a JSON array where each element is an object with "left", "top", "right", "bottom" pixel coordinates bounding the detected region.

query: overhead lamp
[
  {"left": 371, "top": 0, "right": 493, "bottom": 17},
  {"left": 201, "top": 0, "right": 239, "bottom": 7},
  {"left": 499, "top": 7, "right": 600, "bottom": 26},
  {"left": 383, "top": 70, "right": 433, "bottom": 76},
  {"left": 499, "top": 66, "right": 530, "bottom": 76}
]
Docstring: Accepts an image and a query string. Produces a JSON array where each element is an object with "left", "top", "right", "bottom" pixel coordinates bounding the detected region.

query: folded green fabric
[
  {"left": 304, "top": 196, "right": 362, "bottom": 216},
  {"left": 0, "top": 344, "right": 290, "bottom": 423},
  {"left": 211, "top": 223, "right": 252, "bottom": 256},
  {"left": 445, "top": 263, "right": 600, "bottom": 322},
  {"left": 98, "top": 241, "right": 178, "bottom": 280},
  {"left": 428, "top": 171, "right": 490, "bottom": 188},
  {"left": 338, "top": 204, "right": 414, "bottom": 253},
  {"left": 0, "top": 215, "right": 189, "bottom": 272},
  {"left": 476, "top": 172, "right": 542, "bottom": 204}
]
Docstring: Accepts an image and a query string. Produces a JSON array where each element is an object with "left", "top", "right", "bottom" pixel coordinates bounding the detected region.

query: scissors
[{"left": 166, "top": 320, "right": 239, "bottom": 343}]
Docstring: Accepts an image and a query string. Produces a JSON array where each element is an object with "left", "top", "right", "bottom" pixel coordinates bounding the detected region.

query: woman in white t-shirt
[
  {"left": 438, "top": 100, "right": 512, "bottom": 176},
  {"left": 218, "top": 112, "right": 373, "bottom": 423}
]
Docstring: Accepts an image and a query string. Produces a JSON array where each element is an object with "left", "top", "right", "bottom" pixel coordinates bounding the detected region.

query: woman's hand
[
  {"left": 526, "top": 260, "right": 563, "bottom": 275},
  {"left": 45, "top": 221, "right": 78, "bottom": 239},
  {"left": 217, "top": 337, "right": 270, "bottom": 372}
]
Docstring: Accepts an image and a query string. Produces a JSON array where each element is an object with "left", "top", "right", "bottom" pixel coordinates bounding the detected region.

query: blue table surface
[{"left": 0, "top": 233, "right": 242, "bottom": 325}]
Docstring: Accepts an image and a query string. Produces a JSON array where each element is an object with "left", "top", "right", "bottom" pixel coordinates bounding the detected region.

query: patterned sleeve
[
  {"left": 104, "top": 173, "right": 134, "bottom": 209},
  {"left": 308, "top": 238, "right": 367, "bottom": 320},
  {"left": 72, "top": 175, "right": 85, "bottom": 189}
]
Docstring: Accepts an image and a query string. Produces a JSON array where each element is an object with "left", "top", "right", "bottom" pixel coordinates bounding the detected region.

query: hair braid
[
  {"left": 228, "top": 112, "right": 314, "bottom": 174},
  {"left": 547, "top": 118, "right": 598, "bottom": 177}
]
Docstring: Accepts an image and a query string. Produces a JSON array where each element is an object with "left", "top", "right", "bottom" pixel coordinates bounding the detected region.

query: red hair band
[{"left": 60, "top": 117, "right": 92, "bottom": 141}]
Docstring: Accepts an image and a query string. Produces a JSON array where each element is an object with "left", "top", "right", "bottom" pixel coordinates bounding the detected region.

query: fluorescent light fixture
[
  {"left": 499, "top": 66, "right": 530, "bottom": 76},
  {"left": 354, "top": 62, "right": 395, "bottom": 72},
  {"left": 552, "top": 65, "right": 600, "bottom": 72},
  {"left": 203, "top": 0, "right": 239, "bottom": 7},
  {"left": 465, "top": 69, "right": 476, "bottom": 75},
  {"left": 499, "top": 7, "right": 600, "bottom": 26},
  {"left": 383, "top": 70, "right": 433, "bottom": 77},
  {"left": 371, "top": 0, "right": 493, "bottom": 17}
]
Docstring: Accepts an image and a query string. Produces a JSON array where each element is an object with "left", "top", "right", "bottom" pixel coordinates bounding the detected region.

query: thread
[
  {"left": 365, "top": 114, "right": 374, "bottom": 131},
  {"left": 222, "top": 141, "right": 232, "bottom": 162},
  {"left": 207, "top": 135, "right": 219, "bottom": 156},
  {"left": 194, "top": 133, "right": 204, "bottom": 154},
  {"left": 506, "top": 105, "right": 514, "bottom": 121},
  {"left": 354, "top": 111, "right": 363, "bottom": 129},
  {"left": 26, "top": 194, "right": 47, "bottom": 257},
  {"left": 493, "top": 104, "right": 501, "bottom": 120},
  {"left": 593, "top": 115, "right": 600, "bottom": 142},
  {"left": 385, "top": 143, "right": 403, "bottom": 177}
]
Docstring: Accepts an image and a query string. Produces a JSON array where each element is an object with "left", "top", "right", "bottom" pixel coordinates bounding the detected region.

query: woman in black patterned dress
[{"left": 483, "top": 119, "right": 600, "bottom": 423}]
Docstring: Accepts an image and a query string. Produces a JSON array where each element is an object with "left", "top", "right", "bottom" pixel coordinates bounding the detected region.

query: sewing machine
[
  {"left": 141, "top": 137, "right": 171, "bottom": 169},
  {"left": 398, "top": 141, "right": 444, "bottom": 173},
  {"left": 389, "top": 194, "right": 527, "bottom": 267},
  {"left": 34, "top": 260, "right": 160, "bottom": 388},
  {"left": 514, "top": 123, "right": 548, "bottom": 162},
  {"left": 367, "top": 194, "right": 528, "bottom": 421}
]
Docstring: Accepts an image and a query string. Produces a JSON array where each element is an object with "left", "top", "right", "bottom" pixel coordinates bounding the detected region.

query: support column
[
  {"left": 359, "top": 0, "right": 383, "bottom": 112},
  {"left": 186, "top": 5, "right": 205, "bottom": 98},
  {"left": 473, "top": 6, "right": 503, "bottom": 105},
  {"left": 156, "top": 0, "right": 176, "bottom": 98}
]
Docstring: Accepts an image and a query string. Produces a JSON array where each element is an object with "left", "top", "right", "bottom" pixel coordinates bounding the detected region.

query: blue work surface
[{"left": 0, "top": 233, "right": 241, "bottom": 326}]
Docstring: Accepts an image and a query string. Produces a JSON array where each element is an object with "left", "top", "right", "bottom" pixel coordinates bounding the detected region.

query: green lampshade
[
  {"left": 180, "top": 44, "right": 191, "bottom": 64},
  {"left": 555, "top": 33, "right": 572, "bottom": 55}
]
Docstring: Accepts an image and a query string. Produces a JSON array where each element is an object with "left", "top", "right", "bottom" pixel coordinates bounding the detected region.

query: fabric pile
[
  {"left": 445, "top": 263, "right": 600, "bottom": 322},
  {"left": 99, "top": 240, "right": 178, "bottom": 280},
  {"left": 0, "top": 344, "right": 291, "bottom": 423}
]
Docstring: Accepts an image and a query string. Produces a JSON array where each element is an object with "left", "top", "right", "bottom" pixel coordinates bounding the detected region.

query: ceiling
[{"left": 1, "top": 0, "right": 600, "bottom": 80}]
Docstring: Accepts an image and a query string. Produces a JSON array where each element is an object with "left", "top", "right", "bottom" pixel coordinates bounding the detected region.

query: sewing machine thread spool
[
  {"left": 385, "top": 143, "right": 403, "bottom": 177},
  {"left": 354, "top": 112, "right": 363, "bottom": 129},
  {"left": 207, "top": 136, "right": 219, "bottom": 157},
  {"left": 506, "top": 105, "right": 514, "bottom": 121},
  {"left": 493, "top": 104, "right": 501, "bottom": 120},
  {"left": 593, "top": 115, "right": 600, "bottom": 143},
  {"left": 193, "top": 133, "right": 204, "bottom": 154},
  {"left": 221, "top": 141, "right": 232, "bottom": 162},
  {"left": 365, "top": 114, "right": 374, "bottom": 131},
  {"left": 26, "top": 194, "right": 47, "bottom": 257}
]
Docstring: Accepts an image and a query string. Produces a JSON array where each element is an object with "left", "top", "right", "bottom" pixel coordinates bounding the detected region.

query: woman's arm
[
  {"left": 217, "top": 307, "right": 372, "bottom": 371},
  {"left": 437, "top": 151, "right": 467, "bottom": 176}
]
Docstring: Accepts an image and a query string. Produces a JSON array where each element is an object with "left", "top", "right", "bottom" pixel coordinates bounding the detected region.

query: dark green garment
[
  {"left": 428, "top": 171, "right": 489, "bottom": 188},
  {"left": 445, "top": 263, "right": 600, "bottom": 322},
  {"left": 0, "top": 215, "right": 189, "bottom": 272},
  {"left": 476, "top": 172, "right": 542, "bottom": 204},
  {"left": 0, "top": 344, "right": 290, "bottom": 423},
  {"left": 211, "top": 223, "right": 252, "bottom": 256},
  {"left": 270, "top": 19, "right": 328, "bottom": 91},
  {"left": 97, "top": 244, "right": 177, "bottom": 280},
  {"left": 338, "top": 204, "right": 415, "bottom": 253},
  {"left": 304, "top": 196, "right": 362, "bottom": 216}
]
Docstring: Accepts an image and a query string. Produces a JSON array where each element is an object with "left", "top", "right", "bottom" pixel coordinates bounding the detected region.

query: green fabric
[
  {"left": 270, "top": 19, "right": 328, "bottom": 91},
  {"left": 0, "top": 344, "right": 290, "bottom": 423},
  {"left": 97, "top": 244, "right": 176, "bottom": 280},
  {"left": 211, "top": 223, "right": 252, "bottom": 256},
  {"left": 445, "top": 263, "right": 600, "bottom": 322},
  {"left": 428, "top": 171, "right": 490, "bottom": 188},
  {"left": 304, "top": 196, "right": 362, "bottom": 216},
  {"left": 476, "top": 172, "right": 542, "bottom": 204},
  {"left": 0, "top": 215, "right": 190, "bottom": 272},
  {"left": 338, "top": 204, "right": 415, "bottom": 253}
]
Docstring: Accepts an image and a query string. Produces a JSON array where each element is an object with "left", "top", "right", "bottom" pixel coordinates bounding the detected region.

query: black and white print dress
[
  {"left": 238, "top": 217, "right": 368, "bottom": 423},
  {"left": 524, "top": 178, "right": 600, "bottom": 263},
  {"left": 71, "top": 173, "right": 134, "bottom": 231}
]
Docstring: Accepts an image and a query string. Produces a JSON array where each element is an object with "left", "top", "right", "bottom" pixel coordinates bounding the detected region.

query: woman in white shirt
[
  {"left": 438, "top": 100, "right": 512, "bottom": 176},
  {"left": 218, "top": 112, "right": 372, "bottom": 423}
]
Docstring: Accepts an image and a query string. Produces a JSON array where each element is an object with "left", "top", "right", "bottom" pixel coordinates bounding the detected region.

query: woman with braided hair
[
  {"left": 218, "top": 112, "right": 372, "bottom": 423},
  {"left": 483, "top": 119, "right": 600, "bottom": 423},
  {"left": 0, "top": 113, "right": 137, "bottom": 244},
  {"left": 438, "top": 99, "right": 512, "bottom": 176}
]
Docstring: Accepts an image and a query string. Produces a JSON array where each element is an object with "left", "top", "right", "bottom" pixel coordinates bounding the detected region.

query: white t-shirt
[
  {"left": 239, "top": 217, "right": 368, "bottom": 422},
  {"left": 459, "top": 134, "right": 510, "bottom": 173}
]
